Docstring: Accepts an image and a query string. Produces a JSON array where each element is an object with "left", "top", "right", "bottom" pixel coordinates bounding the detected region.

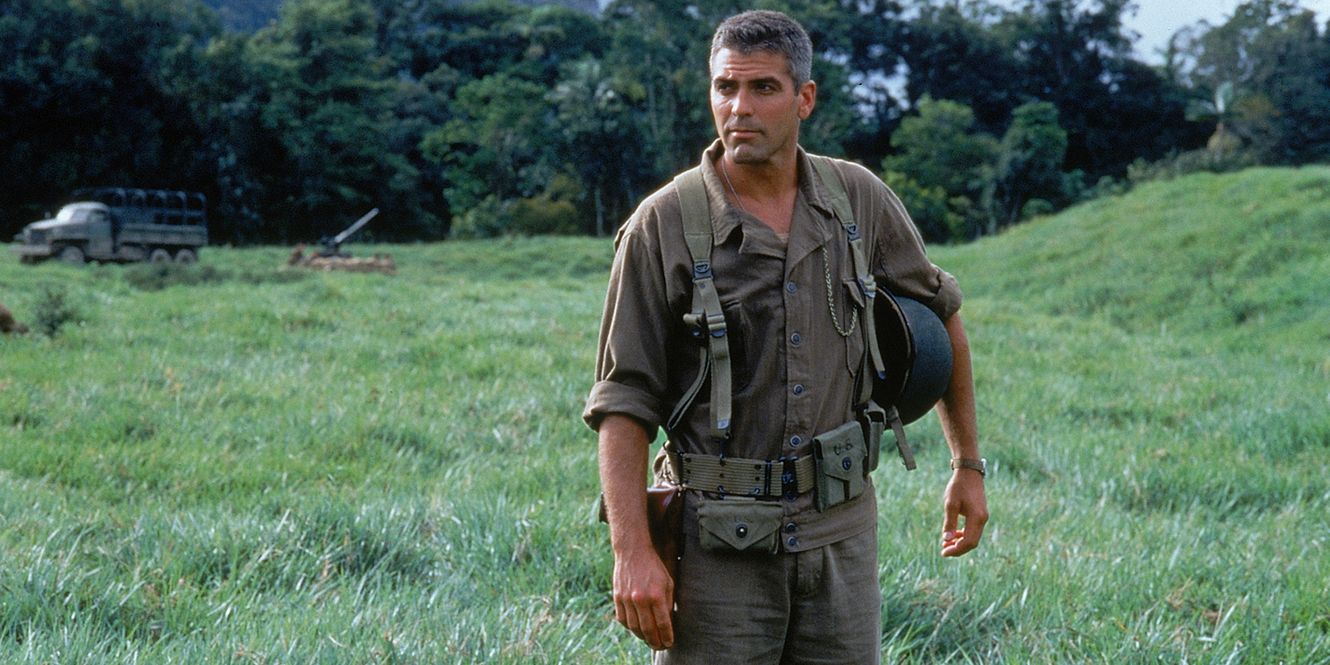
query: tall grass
[{"left": 1, "top": 168, "right": 1328, "bottom": 662}]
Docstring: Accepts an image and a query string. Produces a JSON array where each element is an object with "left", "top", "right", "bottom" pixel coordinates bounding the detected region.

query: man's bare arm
[
  {"left": 934, "top": 313, "right": 988, "bottom": 557},
  {"left": 598, "top": 414, "right": 675, "bottom": 649}
]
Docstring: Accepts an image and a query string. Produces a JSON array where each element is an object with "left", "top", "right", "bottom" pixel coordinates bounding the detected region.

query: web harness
[{"left": 663, "top": 156, "right": 916, "bottom": 501}]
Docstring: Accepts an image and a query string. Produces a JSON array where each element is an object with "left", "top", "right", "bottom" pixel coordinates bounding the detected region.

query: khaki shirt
[{"left": 584, "top": 141, "right": 962, "bottom": 551}]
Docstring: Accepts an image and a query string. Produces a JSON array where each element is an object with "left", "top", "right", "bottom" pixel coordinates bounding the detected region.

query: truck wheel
[
  {"left": 149, "top": 248, "right": 172, "bottom": 263},
  {"left": 58, "top": 245, "right": 86, "bottom": 264},
  {"left": 174, "top": 248, "right": 197, "bottom": 264}
]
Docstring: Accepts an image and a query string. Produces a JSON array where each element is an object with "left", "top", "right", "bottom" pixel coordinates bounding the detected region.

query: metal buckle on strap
[
  {"left": 861, "top": 403, "right": 887, "bottom": 431},
  {"left": 682, "top": 311, "right": 728, "bottom": 339},
  {"left": 781, "top": 457, "right": 798, "bottom": 497},
  {"left": 857, "top": 274, "right": 877, "bottom": 300}
]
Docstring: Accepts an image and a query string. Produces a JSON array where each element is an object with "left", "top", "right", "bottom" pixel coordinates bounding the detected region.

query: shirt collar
[{"left": 698, "top": 140, "right": 838, "bottom": 246}]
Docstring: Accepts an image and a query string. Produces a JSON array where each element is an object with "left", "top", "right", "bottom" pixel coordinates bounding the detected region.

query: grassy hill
[
  {"left": 0, "top": 167, "right": 1326, "bottom": 662},
  {"left": 950, "top": 166, "right": 1330, "bottom": 360}
]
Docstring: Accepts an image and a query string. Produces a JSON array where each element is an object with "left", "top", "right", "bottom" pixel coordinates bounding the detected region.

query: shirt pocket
[{"left": 721, "top": 301, "right": 753, "bottom": 393}]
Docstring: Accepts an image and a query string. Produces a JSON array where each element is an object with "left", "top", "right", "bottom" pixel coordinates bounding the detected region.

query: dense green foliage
[
  {"left": 6, "top": 0, "right": 1330, "bottom": 244},
  {"left": 1, "top": 166, "right": 1327, "bottom": 661}
]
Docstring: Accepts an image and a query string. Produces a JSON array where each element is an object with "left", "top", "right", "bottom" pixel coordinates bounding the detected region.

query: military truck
[{"left": 11, "top": 188, "right": 208, "bottom": 264}]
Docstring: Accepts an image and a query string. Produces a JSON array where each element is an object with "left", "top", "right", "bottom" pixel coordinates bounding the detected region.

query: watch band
[{"left": 950, "top": 457, "right": 986, "bottom": 476}]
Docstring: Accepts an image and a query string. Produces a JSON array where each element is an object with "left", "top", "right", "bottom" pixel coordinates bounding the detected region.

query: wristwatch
[{"left": 950, "top": 457, "right": 987, "bottom": 477}]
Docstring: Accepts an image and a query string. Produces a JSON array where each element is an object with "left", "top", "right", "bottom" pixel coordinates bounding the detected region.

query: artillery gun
[
  {"left": 287, "top": 208, "right": 395, "bottom": 275},
  {"left": 316, "top": 208, "right": 378, "bottom": 258}
]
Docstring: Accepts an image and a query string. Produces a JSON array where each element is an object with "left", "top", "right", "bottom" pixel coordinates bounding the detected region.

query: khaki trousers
[{"left": 654, "top": 500, "right": 881, "bottom": 665}]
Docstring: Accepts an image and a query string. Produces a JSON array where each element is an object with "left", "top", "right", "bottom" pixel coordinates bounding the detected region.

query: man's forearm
[
  {"left": 598, "top": 414, "right": 654, "bottom": 556},
  {"left": 936, "top": 313, "right": 979, "bottom": 459}
]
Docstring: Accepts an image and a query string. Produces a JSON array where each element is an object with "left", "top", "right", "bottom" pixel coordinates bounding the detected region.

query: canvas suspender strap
[
  {"left": 808, "top": 156, "right": 887, "bottom": 406},
  {"left": 667, "top": 167, "right": 732, "bottom": 446},
  {"left": 808, "top": 156, "right": 916, "bottom": 471}
]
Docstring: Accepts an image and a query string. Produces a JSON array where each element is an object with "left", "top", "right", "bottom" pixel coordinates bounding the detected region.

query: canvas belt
[{"left": 670, "top": 451, "right": 817, "bottom": 499}]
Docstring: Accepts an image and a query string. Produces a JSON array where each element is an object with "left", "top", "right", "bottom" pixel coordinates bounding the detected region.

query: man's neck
[
  {"left": 720, "top": 148, "right": 800, "bottom": 235},
  {"left": 723, "top": 148, "right": 799, "bottom": 201}
]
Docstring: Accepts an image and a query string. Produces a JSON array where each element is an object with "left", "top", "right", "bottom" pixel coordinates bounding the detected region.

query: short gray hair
[{"left": 710, "top": 10, "right": 813, "bottom": 88}]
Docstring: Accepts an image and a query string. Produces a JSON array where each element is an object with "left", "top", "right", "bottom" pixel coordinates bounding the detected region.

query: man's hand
[
  {"left": 940, "top": 469, "right": 987, "bottom": 557},
  {"left": 599, "top": 414, "right": 676, "bottom": 650},
  {"left": 612, "top": 544, "right": 675, "bottom": 650}
]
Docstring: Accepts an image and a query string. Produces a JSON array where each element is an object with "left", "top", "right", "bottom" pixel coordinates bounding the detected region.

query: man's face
[{"left": 709, "top": 47, "right": 816, "bottom": 165}]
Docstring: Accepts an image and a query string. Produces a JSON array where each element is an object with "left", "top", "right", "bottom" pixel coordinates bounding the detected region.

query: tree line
[{"left": 2, "top": 0, "right": 1327, "bottom": 245}]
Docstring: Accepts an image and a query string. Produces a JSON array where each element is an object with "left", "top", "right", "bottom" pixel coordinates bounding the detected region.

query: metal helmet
[{"left": 871, "top": 287, "right": 954, "bottom": 424}]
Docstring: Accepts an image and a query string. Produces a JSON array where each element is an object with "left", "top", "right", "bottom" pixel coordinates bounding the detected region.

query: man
[{"left": 584, "top": 10, "right": 987, "bottom": 663}]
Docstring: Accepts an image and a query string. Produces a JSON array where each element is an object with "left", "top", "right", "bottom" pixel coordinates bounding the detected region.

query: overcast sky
[{"left": 1123, "top": 0, "right": 1330, "bottom": 62}]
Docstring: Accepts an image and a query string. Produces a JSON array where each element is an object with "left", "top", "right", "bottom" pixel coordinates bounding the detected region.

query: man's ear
[{"left": 798, "top": 79, "right": 817, "bottom": 120}]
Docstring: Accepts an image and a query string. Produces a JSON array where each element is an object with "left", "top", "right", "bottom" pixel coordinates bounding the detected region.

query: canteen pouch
[
  {"left": 813, "top": 420, "right": 869, "bottom": 512},
  {"left": 696, "top": 497, "right": 783, "bottom": 554}
]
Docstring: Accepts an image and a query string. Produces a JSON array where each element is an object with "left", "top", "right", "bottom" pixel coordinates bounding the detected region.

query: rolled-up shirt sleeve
[
  {"left": 582, "top": 212, "right": 674, "bottom": 436},
  {"left": 873, "top": 181, "right": 963, "bottom": 321}
]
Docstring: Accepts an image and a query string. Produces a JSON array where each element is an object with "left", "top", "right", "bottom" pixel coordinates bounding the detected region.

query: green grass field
[{"left": 1, "top": 166, "right": 1328, "bottom": 663}]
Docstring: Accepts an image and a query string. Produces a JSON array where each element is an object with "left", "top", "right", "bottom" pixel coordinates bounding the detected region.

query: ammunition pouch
[
  {"left": 696, "top": 497, "right": 784, "bottom": 554},
  {"left": 812, "top": 420, "right": 870, "bottom": 512}
]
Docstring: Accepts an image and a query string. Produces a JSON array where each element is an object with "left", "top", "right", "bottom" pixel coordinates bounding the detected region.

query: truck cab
[
  {"left": 11, "top": 188, "right": 208, "bottom": 264},
  {"left": 14, "top": 203, "right": 113, "bottom": 263}
]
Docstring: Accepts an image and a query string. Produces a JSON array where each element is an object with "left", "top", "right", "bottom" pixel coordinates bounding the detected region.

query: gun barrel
[{"left": 333, "top": 208, "right": 379, "bottom": 245}]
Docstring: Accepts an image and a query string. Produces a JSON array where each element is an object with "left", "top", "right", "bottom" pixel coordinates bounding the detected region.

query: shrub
[
  {"left": 33, "top": 285, "right": 80, "bottom": 337},
  {"left": 449, "top": 195, "right": 510, "bottom": 240},
  {"left": 1020, "top": 198, "right": 1055, "bottom": 220},
  {"left": 1127, "top": 148, "right": 1260, "bottom": 185},
  {"left": 509, "top": 197, "right": 579, "bottom": 236}
]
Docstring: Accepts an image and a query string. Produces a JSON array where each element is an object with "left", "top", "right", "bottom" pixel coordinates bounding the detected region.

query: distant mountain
[{"left": 203, "top": 0, "right": 599, "bottom": 32}]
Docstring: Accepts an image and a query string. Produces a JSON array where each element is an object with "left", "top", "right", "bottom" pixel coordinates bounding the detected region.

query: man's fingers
[
  {"left": 650, "top": 590, "right": 675, "bottom": 649},
  {"left": 941, "top": 501, "right": 960, "bottom": 542},
  {"left": 631, "top": 591, "right": 673, "bottom": 650},
  {"left": 621, "top": 597, "right": 644, "bottom": 641},
  {"left": 940, "top": 522, "right": 986, "bottom": 557},
  {"left": 940, "top": 528, "right": 971, "bottom": 557}
]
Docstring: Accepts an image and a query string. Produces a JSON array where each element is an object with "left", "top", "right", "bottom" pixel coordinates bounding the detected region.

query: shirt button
[
  {"left": 786, "top": 536, "right": 799, "bottom": 549},
  {"left": 784, "top": 491, "right": 797, "bottom": 502},
  {"left": 790, "top": 435, "right": 802, "bottom": 447},
  {"left": 784, "top": 522, "right": 798, "bottom": 534},
  {"left": 792, "top": 384, "right": 805, "bottom": 396},
  {"left": 790, "top": 332, "right": 802, "bottom": 346},
  {"left": 785, "top": 281, "right": 798, "bottom": 294}
]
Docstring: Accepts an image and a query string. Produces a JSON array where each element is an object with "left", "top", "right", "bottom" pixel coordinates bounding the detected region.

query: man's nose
[{"left": 730, "top": 88, "right": 754, "bottom": 116}]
